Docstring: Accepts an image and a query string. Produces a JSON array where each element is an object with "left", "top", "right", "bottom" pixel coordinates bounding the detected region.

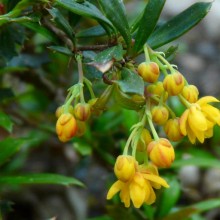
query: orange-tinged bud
[
  {"left": 181, "top": 85, "right": 199, "bottom": 103},
  {"left": 146, "top": 82, "right": 168, "bottom": 101},
  {"left": 163, "top": 72, "right": 185, "bottom": 96},
  {"left": 137, "top": 62, "right": 160, "bottom": 83},
  {"left": 74, "top": 103, "right": 91, "bottom": 121},
  {"left": 137, "top": 129, "right": 152, "bottom": 151},
  {"left": 55, "top": 105, "right": 74, "bottom": 118},
  {"left": 151, "top": 106, "right": 169, "bottom": 125},
  {"left": 56, "top": 113, "right": 78, "bottom": 142},
  {"left": 114, "top": 155, "right": 136, "bottom": 182},
  {"left": 147, "top": 138, "right": 175, "bottom": 168},
  {"left": 75, "top": 120, "right": 86, "bottom": 137},
  {"left": 164, "top": 118, "right": 183, "bottom": 141}
]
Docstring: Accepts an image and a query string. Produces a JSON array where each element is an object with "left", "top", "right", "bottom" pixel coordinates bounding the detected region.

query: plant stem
[
  {"left": 76, "top": 55, "right": 85, "bottom": 103},
  {"left": 178, "top": 94, "right": 192, "bottom": 108}
]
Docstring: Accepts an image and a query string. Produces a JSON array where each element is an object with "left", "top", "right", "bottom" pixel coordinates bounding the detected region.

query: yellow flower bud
[
  {"left": 75, "top": 120, "right": 86, "bottom": 137},
  {"left": 137, "top": 129, "right": 152, "bottom": 151},
  {"left": 146, "top": 82, "right": 168, "bottom": 101},
  {"left": 56, "top": 113, "right": 78, "bottom": 142},
  {"left": 55, "top": 105, "right": 74, "bottom": 118},
  {"left": 164, "top": 118, "right": 183, "bottom": 141},
  {"left": 181, "top": 85, "right": 199, "bottom": 103},
  {"left": 114, "top": 155, "right": 136, "bottom": 182},
  {"left": 137, "top": 62, "right": 160, "bottom": 83},
  {"left": 147, "top": 138, "right": 175, "bottom": 168},
  {"left": 151, "top": 106, "right": 169, "bottom": 125},
  {"left": 163, "top": 72, "right": 185, "bottom": 96},
  {"left": 74, "top": 103, "right": 91, "bottom": 121}
]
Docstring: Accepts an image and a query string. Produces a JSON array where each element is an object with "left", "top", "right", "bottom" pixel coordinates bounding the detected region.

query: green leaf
[
  {"left": 0, "top": 173, "right": 84, "bottom": 187},
  {"left": 55, "top": 0, "right": 113, "bottom": 29},
  {"left": 0, "top": 111, "right": 13, "bottom": 132},
  {"left": 74, "top": 139, "right": 92, "bottom": 156},
  {"left": 156, "top": 178, "right": 181, "bottom": 218},
  {"left": 94, "top": 44, "right": 124, "bottom": 63},
  {"left": 48, "top": 46, "right": 73, "bottom": 56},
  {"left": 172, "top": 157, "right": 220, "bottom": 169},
  {"left": 0, "top": 88, "right": 14, "bottom": 101},
  {"left": 133, "top": 0, "right": 165, "bottom": 53},
  {"left": 148, "top": 2, "right": 212, "bottom": 49},
  {"left": 165, "top": 45, "right": 179, "bottom": 61},
  {"left": 21, "top": 22, "right": 58, "bottom": 43},
  {"left": 0, "top": 138, "right": 24, "bottom": 167},
  {"left": 76, "top": 25, "right": 106, "bottom": 38},
  {"left": 163, "top": 199, "right": 220, "bottom": 220},
  {"left": 48, "top": 7, "right": 74, "bottom": 39},
  {"left": 98, "top": 0, "right": 131, "bottom": 47},
  {"left": 115, "top": 68, "right": 144, "bottom": 95}
]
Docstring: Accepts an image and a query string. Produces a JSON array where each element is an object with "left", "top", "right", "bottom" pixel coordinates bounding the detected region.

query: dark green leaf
[
  {"left": 0, "top": 111, "right": 13, "bottom": 132},
  {"left": 133, "top": 0, "right": 165, "bottom": 52},
  {"left": 115, "top": 68, "right": 144, "bottom": 95},
  {"left": 148, "top": 2, "right": 212, "bottom": 49},
  {"left": 98, "top": 0, "right": 131, "bottom": 47},
  {"left": 21, "top": 22, "right": 59, "bottom": 43},
  {"left": 48, "top": 7, "right": 74, "bottom": 39},
  {"left": 0, "top": 138, "right": 24, "bottom": 167},
  {"left": 0, "top": 88, "right": 14, "bottom": 101},
  {"left": 48, "top": 46, "right": 73, "bottom": 56},
  {"left": 156, "top": 178, "right": 181, "bottom": 218},
  {"left": 0, "top": 173, "right": 84, "bottom": 187},
  {"left": 172, "top": 157, "right": 220, "bottom": 169},
  {"left": 55, "top": 0, "right": 113, "bottom": 29},
  {"left": 94, "top": 44, "right": 124, "bottom": 63},
  {"left": 76, "top": 25, "right": 106, "bottom": 38}
]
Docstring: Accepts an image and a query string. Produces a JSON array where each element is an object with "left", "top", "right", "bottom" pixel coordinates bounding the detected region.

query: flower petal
[
  {"left": 197, "top": 96, "right": 219, "bottom": 106},
  {"left": 179, "top": 109, "right": 189, "bottom": 135},
  {"left": 129, "top": 182, "right": 145, "bottom": 208},
  {"left": 120, "top": 183, "right": 130, "bottom": 208},
  {"left": 145, "top": 181, "right": 156, "bottom": 205},
  {"left": 186, "top": 123, "right": 196, "bottom": 144},
  {"left": 107, "top": 180, "right": 124, "bottom": 200},
  {"left": 142, "top": 174, "right": 169, "bottom": 188},
  {"left": 201, "top": 104, "right": 220, "bottom": 126}
]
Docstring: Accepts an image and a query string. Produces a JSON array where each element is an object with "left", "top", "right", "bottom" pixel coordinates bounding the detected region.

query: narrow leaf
[
  {"left": 134, "top": 0, "right": 165, "bottom": 52},
  {"left": 0, "top": 111, "right": 13, "bottom": 132},
  {"left": 98, "top": 0, "right": 131, "bottom": 47},
  {"left": 115, "top": 68, "right": 144, "bottom": 95},
  {"left": 76, "top": 25, "right": 106, "bottom": 38},
  {"left": 148, "top": 2, "right": 212, "bottom": 49},
  {"left": 48, "top": 46, "right": 73, "bottom": 56},
  {"left": 0, "top": 173, "right": 84, "bottom": 187},
  {"left": 48, "top": 7, "right": 74, "bottom": 39},
  {"left": 55, "top": 0, "right": 113, "bottom": 29},
  {"left": 0, "top": 138, "right": 24, "bottom": 167}
]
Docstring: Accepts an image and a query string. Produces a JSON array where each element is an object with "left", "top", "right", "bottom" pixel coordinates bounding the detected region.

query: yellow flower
[
  {"left": 147, "top": 138, "right": 175, "bottom": 168},
  {"left": 114, "top": 155, "right": 137, "bottom": 182},
  {"left": 163, "top": 72, "right": 185, "bottom": 96},
  {"left": 181, "top": 85, "right": 199, "bottom": 103},
  {"left": 74, "top": 103, "right": 91, "bottom": 121},
  {"left": 151, "top": 106, "right": 169, "bottom": 125},
  {"left": 146, "top": 81, "right": 168, "bottom": 101},
  {"left": 164, "top": 118, "right": 183, "bottom": 141},
  {"left": 56, "top": 113, "right": 78, "bottom": 142},
  {"left": 107, "top": 164, "right": 169, "bottom": 208},
  {"left": 137, "top": 62, "right": 160, "bottom": 83},
  {"left": 180, "top": 96, "right": 220, "bottom": 143}
]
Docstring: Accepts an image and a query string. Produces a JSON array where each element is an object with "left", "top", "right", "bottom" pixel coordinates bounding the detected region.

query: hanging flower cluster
[{"left": 55, "top": 45, "right": 220, "bottom": 208}]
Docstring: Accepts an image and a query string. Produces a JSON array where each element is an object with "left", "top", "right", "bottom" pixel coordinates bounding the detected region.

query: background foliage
[{"left": 0, "top": 0, "right": 220, "bottom": 219}]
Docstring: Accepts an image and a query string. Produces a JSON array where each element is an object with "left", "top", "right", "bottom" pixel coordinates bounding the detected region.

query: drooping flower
[
  {"left": 107, "top": 161, "right": 169, "bottom": 208},
  {"left": 147, "top": 138, "right": 175, "bottom": 168},
  {"left": 164, "top": 118, "right": 183, "bottom": 141},
  {"left": 56, "top": 113, "right": 78, "bottom": 142},
  {"left": 180, "top": 96, "right": 220, "bottom": 143}
]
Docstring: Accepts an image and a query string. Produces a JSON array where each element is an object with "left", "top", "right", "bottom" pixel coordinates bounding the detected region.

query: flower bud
[
  {"left": 146, "top": 82, "right": 168, "bottom": 101},
  {"left": 55, "top": 105, "right": 74, "bottom": 118},
  {"left": 147, "top": 138, "right": 175, "bottom": 168},
  {"left": 137, "top": 62, "right": 160, "bottom": 83},
  {"left": 181, "top": 85, "right": 199, "bottom": 103},
  {"left": 75, "top": 120, "right": 86, "bottom": 137},
  {"left": 56, "top": 113, "right": 78, "bottom": 142},
  {"left": 151, "top": 106, "right": 169, "bottom": 125},
  {"left": 114, "top": 155, "right": 136, "bottom": 182},
  {"left": 74, "top": 103, "right": 91, "bottom": 121},
  {"left": 164, "top": 118, "right": 183, "bottom": 141},
  {"left": 163, "top": 72, "right": 185, "bottom": 96},
  {"left": 137, "top": 129, "right": 152, "bottom": 151}
]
